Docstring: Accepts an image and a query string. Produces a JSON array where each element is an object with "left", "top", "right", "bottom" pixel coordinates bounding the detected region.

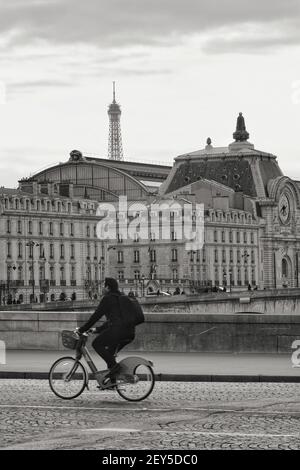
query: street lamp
[
  {"left": 228, "top": 268, "right": 233, "bottom": 292},
  {"left": 141, "top": 274, "right": 145, "bottom": 297},
  {"left": 7, "top": 264, "right": 16, "bottom": 304},
  {"left": 26, "top": 241, "right": 39, "bottom": 303},
  {"left": 241, "top": 250, "right": 250, "bottom": 288}
]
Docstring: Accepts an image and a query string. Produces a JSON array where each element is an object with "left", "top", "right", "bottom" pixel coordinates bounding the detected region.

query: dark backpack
[{"left": 114, "top": 294, "right": 145, "bottom": 327}]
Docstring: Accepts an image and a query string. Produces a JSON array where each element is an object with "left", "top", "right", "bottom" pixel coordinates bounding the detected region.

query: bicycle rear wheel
[
  {"left": 116, "top": 364, "right": 155, "bottom": 402},
  {"left": 49, "top": 356, "right": 87, "bottom": 399}
]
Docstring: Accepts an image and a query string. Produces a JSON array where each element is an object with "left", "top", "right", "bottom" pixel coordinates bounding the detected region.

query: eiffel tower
[{"left": 107, "top": 82, "right": 123, "bottom": 160}]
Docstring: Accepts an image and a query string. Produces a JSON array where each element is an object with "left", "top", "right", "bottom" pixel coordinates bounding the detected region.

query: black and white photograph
[{"left": 1, "top": 0, "right": 300, "bottom": 456}]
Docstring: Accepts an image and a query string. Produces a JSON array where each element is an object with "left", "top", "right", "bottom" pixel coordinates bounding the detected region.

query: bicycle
[{"left": 48, "top": 329, "right": 155, "bottom": 402}]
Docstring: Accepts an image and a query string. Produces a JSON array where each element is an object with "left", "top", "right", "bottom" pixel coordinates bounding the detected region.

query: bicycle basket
[{"left": 61, "top": 330, "right": 79, "bottom": 350}]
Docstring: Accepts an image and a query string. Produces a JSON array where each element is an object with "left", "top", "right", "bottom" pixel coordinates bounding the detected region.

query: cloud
[
  {"left": 10, "top": 79, "right": 73, "bottom": 90},
  {"left": 0, "top": 0, "right": 299, "bottom": 53}
]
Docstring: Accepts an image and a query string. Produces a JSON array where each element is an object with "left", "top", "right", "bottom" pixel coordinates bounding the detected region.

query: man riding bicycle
[{"left": 77, "top": 277, "right": 135, "bottom": 380}]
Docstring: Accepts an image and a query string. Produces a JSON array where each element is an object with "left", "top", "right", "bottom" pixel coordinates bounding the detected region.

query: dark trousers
[{"left": 92, "top": 324, "right": 135, "bottom": 369}]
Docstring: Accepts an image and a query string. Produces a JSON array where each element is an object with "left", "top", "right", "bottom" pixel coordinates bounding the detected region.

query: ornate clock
[{"left": 278, "top": 194, "right": 290, "bottom": 224}]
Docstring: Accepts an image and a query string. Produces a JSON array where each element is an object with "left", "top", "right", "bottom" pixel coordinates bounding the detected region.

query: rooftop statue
[{"left": 233, "top": 112, "right": 249, "bottom": 142}]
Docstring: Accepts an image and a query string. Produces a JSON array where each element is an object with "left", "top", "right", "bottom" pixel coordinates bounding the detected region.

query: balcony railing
[
  {"left": 70, "top": 280, "right": 76, "bottom": 286},
  {"left": 60, "top": 280, "right": 66, "bottom": 286}
]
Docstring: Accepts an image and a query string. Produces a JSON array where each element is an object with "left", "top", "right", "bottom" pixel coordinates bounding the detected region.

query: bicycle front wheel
[
  {"left": 49, "top": 356, "right": 87, "bottom": 400},
  {"left": 116, "top": 364, "right": 155, "bottom": 402}
]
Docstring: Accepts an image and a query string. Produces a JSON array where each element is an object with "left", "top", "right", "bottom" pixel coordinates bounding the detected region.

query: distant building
[
  {"left": 0, "top": 150, "right": 171, "bottom": 303},
  {"left": 1, "top": 113, "right": 300, "bottom": 302}
]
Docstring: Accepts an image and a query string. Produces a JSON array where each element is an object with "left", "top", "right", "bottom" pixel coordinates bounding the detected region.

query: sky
[{"left": 0, "top": 0, "right": 300, "bottom": 187}]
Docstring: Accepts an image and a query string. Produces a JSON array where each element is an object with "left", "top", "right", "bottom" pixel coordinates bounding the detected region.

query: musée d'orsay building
[{"left": 1, "top": 114, "right": 299, "bottom": 302}]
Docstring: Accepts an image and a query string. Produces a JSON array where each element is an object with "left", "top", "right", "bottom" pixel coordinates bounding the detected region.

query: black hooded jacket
[{"left": 78, "top": 291, "right": 125, "bottom": 333}]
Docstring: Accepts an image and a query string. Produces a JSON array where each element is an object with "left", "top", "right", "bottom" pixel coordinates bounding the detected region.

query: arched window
[{"left": 282, "top": 258, "right": 288, "bottom": 277}]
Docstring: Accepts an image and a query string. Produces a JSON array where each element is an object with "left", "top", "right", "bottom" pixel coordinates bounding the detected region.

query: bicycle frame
[{"left": 74, "top": 334, "right": 153, "bottom": 389}]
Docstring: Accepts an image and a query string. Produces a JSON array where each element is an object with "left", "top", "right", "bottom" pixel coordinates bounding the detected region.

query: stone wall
[{"left": 1, "top": 310, "right": 300, "bottom": 353}]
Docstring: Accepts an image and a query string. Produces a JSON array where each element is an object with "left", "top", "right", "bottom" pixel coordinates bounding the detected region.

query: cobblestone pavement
[{"left": 1, "top": 379, "right": 300, "bottom": 450}]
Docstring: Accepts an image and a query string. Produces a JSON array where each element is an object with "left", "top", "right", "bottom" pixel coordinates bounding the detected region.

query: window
[
  {"left": 49, "top": 222, "right": 53, "bottom": 235},
  {"left": 134, "top": 250, "right": 140, "bottom": 263},
  {"left": 237, "top": 250, "right": 241, "bottom": 263},
  {"left": 60, "top": 266, "right": 65, "bottom": 282},
  {"left": 230, "top": 249, "right": 233, "bottom": 263},
  {"left": 18, "top": 242, "right": 22, "bottom": 258},
  {"left": 117, "top": 233, "right": 123, "bottom": 243},
  {"left": 172, "top": 269, "right": 178, "bottom": 281},
  {"left": 50, "top": 266, "right": 55, "bottom": 281},
  {"left": 214, "top": 230, "right": 218, "bottom": 243},
  {"left": 251, "top": 250, "right": 255, "bottom": 264},
  {"left": 150, "top": 249, "right": 156, "bottom": 262},
  {"left": 17, "top": 220, "right": 22, "bottom": 234},
  {"left": 236, "top": 232, "right": 240, "bottom": 243},
  {"left": 171, "top": 231, "right": 177, "bottom": 241},
  {"left": 94, "top": 243, "right": 97, "bottom": 259},
  {"left": 134, "top": 233, "right": 139, "bottom": 242},
  {"left": 118, "top": 271, "right": 124, "bottom": 281},
  {"left": 214, "top": 267, "right": 219, "bottom": 286},
  {"left": 7, "top": 242, "right": 11, "bottom": 258},
  {"left": 171, "top": 248, "right": 178, "bottom": 262},
  {"left": 26, "top": 200, "right": 29, "bottom": 211},
  {"left": 244, "top": 232, "right": 247, "bottom": 244},
  {"left": 222, "top": 231, "right": 225, "bottom": 243},
  {"left": 118, "top": 251, "right": 124, "bottom": 263},
  {"left": 70, "top": 223, "right": 74, "bottom": 236},
  {"left": 28, "top": 221, "right": 32, "bottom": 234},
  {"left": 214, "top": 249, "right": 218, "bottom": 263},
  {"left": 60, "top": 244, "right": 65, "bottom": 259},
  {"left": 60, "top": 223, "right": 64, "bottom": 236},
  {"left": 150, "top": 232, "right": 156, "bottom": 241},
  {"left": 70, "top": 244, "right": 75, "bottom": 259},
  {"left": 251, "top": 232, "right": 254, "bottom": 244},
  {"left": 6, "top": 220, "right": 11, "bottom": 234},
  {"left": 222, "top": 249, "right": 226, "bottom": 263},
  {"left": 39, "top": 265, "right": 45, "bottom": 281},
  {"left": 202, "top": 248, "right": 206, "bottom": 263},
  {"left": 50, "top": 244, "right": 54, "bottom": 259},
  {"left": 39, "top": 243, "right": 44, "bottom": 259},
  {"left": 18, "top": 266, "right": 23, "bottom": 281},
  {"left": 237, "top": 267, "right": 241, "bottom": 286},
  {"left": 71, "top": 266, "right": 76, "bottom": 281},
  {"left": 229, "top": 231, "right": 233, "bottom": 243},
  {"left": 134, "top": 270, "right": 140, "bottom": 280},
  {"left": 39, "top": 221, "right": 43, "bottom": 235},
  {"left": 86, "top": 225, "right": 90, "bottom": 237},
  {"left": 87, "top": 244, "right": 90, "bottom": 259}
]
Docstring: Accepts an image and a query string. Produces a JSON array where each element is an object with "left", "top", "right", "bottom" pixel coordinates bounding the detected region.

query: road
[{"left": 1, "top": 379, "right": 300, "bottom": 450}]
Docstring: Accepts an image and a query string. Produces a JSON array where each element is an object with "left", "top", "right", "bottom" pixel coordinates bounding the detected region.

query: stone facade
[{"left": 0, "top": 185, "right": 107, "bottom": 304}]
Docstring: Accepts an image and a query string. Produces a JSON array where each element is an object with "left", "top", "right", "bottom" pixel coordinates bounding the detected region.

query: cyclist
[{"left": 77, "top": 277, "right": 135, "bottom": 379}]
